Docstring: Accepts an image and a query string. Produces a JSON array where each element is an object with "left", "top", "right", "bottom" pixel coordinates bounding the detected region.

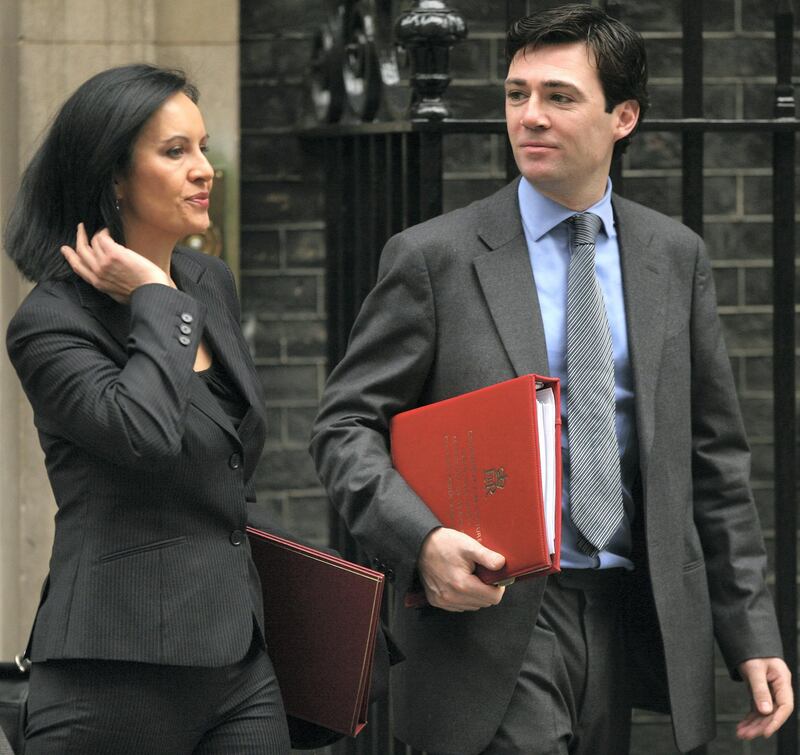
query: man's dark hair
[
  {"left": 4, "top": 64, "right": 199, "bottom": 282},
  {"left": 506, "top": 3, "right": 649, "bottom": 159}
]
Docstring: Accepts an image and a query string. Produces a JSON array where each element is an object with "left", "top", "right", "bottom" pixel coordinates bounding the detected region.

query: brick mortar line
[
  {"left": 240, "top": 32, "right": 310, "bottom": 41},
  {"left": 241, "top": 76, "right": 308, "bottom": 85},
  {"left": 241, "top": 174, "right": 306, "bottom": 181},
  {"left": 720, "top": 304, "right": 799, "bottom": 312},
  {"left": 242, "top": 222, "right": 325, "bottom": 230},
  {"left": 239, "top": 174, "right": 323, "bottom": 182},
  {"left": 711, "top": 259, "right": 772, "bottom": 270},
  {"left": 647, "top": 76, "right": 791, "bottom": 84},
  {"left": 704, "top": 215, "right": 800, "bottom": 223},
  {"left": 704, "top": 213, "right": 800, "bottom": 222},
  {"left": 617, "top": 169, "right": 775, "bottom": 177},
  {"left": 728, "top": 350, "right": 799, "bottom": 358}
]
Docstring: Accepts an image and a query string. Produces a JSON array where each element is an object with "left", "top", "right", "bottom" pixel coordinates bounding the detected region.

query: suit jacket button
[
  {"left": 230, "top": 530, "right": 244, "bottom": 546},
  {"left": 178, "top": 335, "right": 191, "bottom": 346},
  {"left": 228, "top": 453, "right": 241, "bottom": 469},
  {"left": 179, "top": 323, "right": 192, "bottom": 335},
  {"left": 181, "top": 313, "right": 194, "bottom": 323}
]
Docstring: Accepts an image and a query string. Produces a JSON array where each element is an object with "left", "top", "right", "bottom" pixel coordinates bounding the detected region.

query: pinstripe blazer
[{"left": 7, "top": 247, "right": 267, "bottom": 667}]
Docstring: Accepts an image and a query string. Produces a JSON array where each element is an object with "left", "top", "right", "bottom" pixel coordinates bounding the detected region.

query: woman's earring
[{"left": 115, "top": 197, "right": 121, "bottom": 212}]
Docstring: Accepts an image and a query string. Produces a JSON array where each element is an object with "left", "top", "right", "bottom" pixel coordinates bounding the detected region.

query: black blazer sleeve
[{"left": 8, "top": 282, "right": 206, "bottom": 467}]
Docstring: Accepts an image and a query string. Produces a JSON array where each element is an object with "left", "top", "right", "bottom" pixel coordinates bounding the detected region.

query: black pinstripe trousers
[{"left": 23, "top": 634, "right": 290, "bottom": 754}]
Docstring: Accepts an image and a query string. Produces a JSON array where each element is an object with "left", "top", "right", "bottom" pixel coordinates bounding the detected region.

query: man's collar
[{"left": 518, "top": 178, "right": 616, "bottom": 242}]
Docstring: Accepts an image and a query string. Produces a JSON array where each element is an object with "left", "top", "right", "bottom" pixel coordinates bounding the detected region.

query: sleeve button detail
[
  {"left": 230, "top": 530, "right": 244, "bottom": 546},
  {"left": 180, "top": 324, "right": 192, "bottom": 335},
  {"left": 181, "top": 313, "right": 194, "bottom": 323},
  {"left": 178, "top": 335, "right": 191, "bottom": 346}
]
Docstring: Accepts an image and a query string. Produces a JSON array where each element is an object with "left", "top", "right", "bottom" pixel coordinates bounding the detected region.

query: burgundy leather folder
[{"left": 246, "top": 527, "right": 384, "bottom": 737}]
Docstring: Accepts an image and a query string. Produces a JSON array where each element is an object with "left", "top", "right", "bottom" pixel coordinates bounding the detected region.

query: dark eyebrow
[
  {"left": 504, "top": 78, "right": 583, "bottom": 96},
  {"left": 542, "top": 79, "right": 581, "bottom": 94},
  {"left": 159, "top": 133, "right": 210, "bottom": 144}
]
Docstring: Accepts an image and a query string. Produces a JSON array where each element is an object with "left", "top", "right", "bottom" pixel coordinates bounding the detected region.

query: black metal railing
[{"left": 300, "top": 1, "right": 799, "bottom": 753}]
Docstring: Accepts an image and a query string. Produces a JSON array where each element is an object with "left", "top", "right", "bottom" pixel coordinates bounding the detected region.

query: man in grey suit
[{"left": 310, "top": 5, "right": 793, "bottom": 754}]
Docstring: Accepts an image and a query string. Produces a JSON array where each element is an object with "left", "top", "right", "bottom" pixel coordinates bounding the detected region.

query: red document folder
[
  {"left": 246, "top": 527, "right": 385, "bottom": 737},
  {"left": 390, "top": 374, "right": 562, "bottom": 598}
]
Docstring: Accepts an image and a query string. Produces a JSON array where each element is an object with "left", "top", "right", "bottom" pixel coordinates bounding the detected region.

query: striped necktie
[{"left": 565, "top": 212, "right": 623, "bottom": 556}]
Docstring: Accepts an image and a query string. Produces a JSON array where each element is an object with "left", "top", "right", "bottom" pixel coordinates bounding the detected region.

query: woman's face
[{"left": 116, "top": 92, "right": 213, "bottom": 249}]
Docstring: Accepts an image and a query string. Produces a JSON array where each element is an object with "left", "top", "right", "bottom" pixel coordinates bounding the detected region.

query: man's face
[{"left": 505, "top": 42, "right": 639, "bottom": 210}]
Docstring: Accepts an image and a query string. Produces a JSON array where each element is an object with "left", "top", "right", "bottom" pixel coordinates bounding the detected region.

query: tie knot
[{"left": 569, "top": 212, "right": 602, "bottom": 246}]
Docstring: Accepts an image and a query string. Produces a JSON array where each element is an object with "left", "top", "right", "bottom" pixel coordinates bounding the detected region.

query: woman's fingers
[
  {"left": 60, "top": 244, "right": 78, "bottom": 271},
  {"left": 62, "top": 223, "right": 97, "bottom": 277},
  {"left": 71, "top": 222, "right": 103, "bottom": 276},
  {"left": 63, "top": 222, "right": 172, "bottom": 302}
]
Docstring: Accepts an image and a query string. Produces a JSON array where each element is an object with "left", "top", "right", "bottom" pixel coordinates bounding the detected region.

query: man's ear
[{"left": 614, "top": 100, "right": 640, "bottom": 141}]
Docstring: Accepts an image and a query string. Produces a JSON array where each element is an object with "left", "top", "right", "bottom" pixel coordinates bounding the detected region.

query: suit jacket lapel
[
  {"left": 171, "top": 251, "right": 268, "bottom": 437},
  {"left": 614, "top": 196, "right": 668, "bottom": 473},
  {"left": 471, "top": 185, "right": 669, "bottom": 473},
  {"left": 473, "top": 179, "right": 550, "bottom": 376}
]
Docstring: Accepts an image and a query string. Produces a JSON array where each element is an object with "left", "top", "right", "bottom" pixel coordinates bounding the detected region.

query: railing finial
[{"left": 395, "top": 0, "right": 468, "bottom": 120}]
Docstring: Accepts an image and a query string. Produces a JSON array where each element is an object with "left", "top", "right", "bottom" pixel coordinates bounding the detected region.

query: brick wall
[
  {"left": 240, "top": 0, "right": 329, "bottom": 544},
  {"left": 240, "top": 1, "right": 798, "bottom": 752}
]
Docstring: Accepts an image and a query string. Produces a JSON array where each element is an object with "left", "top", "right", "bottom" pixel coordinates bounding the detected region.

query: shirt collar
[{"left": 518, "top": 177, "right": 617, "bottom": 242}]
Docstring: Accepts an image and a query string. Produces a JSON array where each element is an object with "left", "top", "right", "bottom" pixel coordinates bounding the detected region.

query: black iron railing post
[
  {"left": 682, "top": 0, "right": 704, "bottom": 235},
  {"left": 772, "top": 1, "right": 797, "bottom": 753}
]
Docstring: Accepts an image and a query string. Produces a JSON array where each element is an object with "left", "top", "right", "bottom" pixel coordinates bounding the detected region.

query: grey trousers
[{"left": 483, "top": 568, "right": 632, "bottom": 755}]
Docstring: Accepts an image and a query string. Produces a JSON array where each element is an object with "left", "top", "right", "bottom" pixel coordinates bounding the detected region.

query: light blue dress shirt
[{"left": 518, "top": 178, "right": 638, "bottom": 570}]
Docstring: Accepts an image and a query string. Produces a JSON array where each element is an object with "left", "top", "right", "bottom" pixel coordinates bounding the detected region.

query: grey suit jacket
[
  {"left": 310, "top": 179, "right": 783, "bottom": 754},
  {"left": 8, "top": 248, "right": 268, "bottom": 667}
]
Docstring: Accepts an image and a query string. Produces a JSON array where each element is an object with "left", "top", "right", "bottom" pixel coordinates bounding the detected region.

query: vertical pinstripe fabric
[
  {"left": 565, "top": 213, "right": 623, "bottom": 556},
  {"left": 6, "top": 248, "right": 269, "bottom": 667},
  {"left": 25, "top": 642, "right": 291, "bottom": 754}
]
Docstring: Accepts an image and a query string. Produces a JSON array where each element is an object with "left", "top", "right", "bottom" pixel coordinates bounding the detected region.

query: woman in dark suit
[{"left": 4, "top": 64, "right": 290, "bottom": 754}]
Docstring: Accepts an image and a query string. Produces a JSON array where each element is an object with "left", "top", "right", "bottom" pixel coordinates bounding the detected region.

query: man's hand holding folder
[
  {"left": 390, "top": 374, "right": 562, "bottom": 610},
  {"left": 417, "top": 527, "right": 507, "bottom": 611}
]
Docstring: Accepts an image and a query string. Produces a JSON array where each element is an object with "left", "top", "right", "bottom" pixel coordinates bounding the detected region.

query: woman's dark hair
[
  {"left": 506, "top": 4, "right": 649, "bottom": 159},
  {"left": 4, "top": 64, "right": 198, "bottom": 281}
]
